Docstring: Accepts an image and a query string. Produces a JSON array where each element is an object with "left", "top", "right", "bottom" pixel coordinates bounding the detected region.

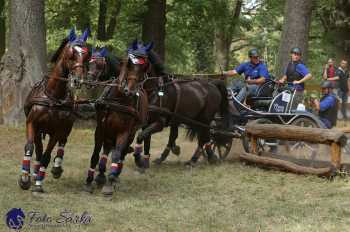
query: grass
[{"left": 1, "top": 125, "right": 350, "bottom": 231}]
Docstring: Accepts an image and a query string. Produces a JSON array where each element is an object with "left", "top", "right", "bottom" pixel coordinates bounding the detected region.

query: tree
[
  {"left": 276, "top": 0, "right": 313, "bottom": 76},
  {"left": 0, "top": 0, "right": 46, "bottom": 125},
  {"left": 213, "top": 0, "right": 243, "bottom": 71},
  {"left": 0, "top": 0, "right": 5, "bottom": 59},
  {"left": 97, "top": 0, "right": 122, "bottom": 41},
  {"left": 142, "top": 0, "right": 166, "bottom": 61},
  {"left": 76, "top": 0, "right": 91, "bottom": 32}
]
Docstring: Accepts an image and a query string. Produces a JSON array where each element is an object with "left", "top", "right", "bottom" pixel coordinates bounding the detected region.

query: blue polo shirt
[
  {"left": 319, "top": 93, "right": 337, "bottom": 128},
  {"left": 234, "top": 62, "right": 270, "bottom": 80},
  {"left": 284, "top": 63, "right": 310, "bottom": 91}
]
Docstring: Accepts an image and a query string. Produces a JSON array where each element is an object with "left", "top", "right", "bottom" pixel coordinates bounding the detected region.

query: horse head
[
  {"left": 122, "top": 40, "right": 154, "bottom": 95},
  {"left": 87, "top": 47, "right": 109, "bottom": 81},
  {"left": 51, "top": 28, "right": 90, "bottom": 88}
]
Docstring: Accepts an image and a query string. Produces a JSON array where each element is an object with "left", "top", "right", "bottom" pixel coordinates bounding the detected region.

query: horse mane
[
  {"left": 148, "top": 50, "right": 167, "bottom": 76},
  {"left": 50, "top": 38, "right": 69, "bottom": 63}
]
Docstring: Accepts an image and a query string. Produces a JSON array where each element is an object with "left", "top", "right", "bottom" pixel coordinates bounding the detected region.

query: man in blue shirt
[
  {"left": 223, "top": 48, "right": 270, "bottom": 102},
  {"left": 314, "top": 81, "right": 338, "bottom": 128},
  {"left": 278, "top": 47, "right": 313, "bottom": 110}
]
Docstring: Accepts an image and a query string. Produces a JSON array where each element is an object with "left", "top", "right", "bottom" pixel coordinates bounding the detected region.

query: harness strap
[{"left": 174, "top": 82, "right": 181, "bottom": 114}]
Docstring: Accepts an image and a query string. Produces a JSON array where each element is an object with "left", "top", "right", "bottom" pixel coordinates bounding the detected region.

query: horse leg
[
  {"left": 32, "top": 132, "right": 43, "bottom": 182},
  {"left": 102, "top": 132, "right": 129, "bottom": 196},
  {"left": 32, "top": 136, "right": 58, "bottom": 193},
  {"left": 169, "top": 125, "right": 181, "bottom": 155},
  {"left": 135, "top": 120, "right": 164, "bottom": 169},
  {"left": 154, "top": 125, "right": 179, "bottom": 165},
  {"left": 185, "top": 146, "right": 204, "bottom": 166},
  {"left": 201, "top": 129, "right": 219, "bottom": 164},
  {"left": 18, "top": 121, "right": 36, "bottom": 190},
  {"left": 95, "top": 143, "right": 112, "bottom": 187},
  {"left": 83, "top": 125, "right": 104, "bottom": 193},
  {"left": 51, "top": 138, "right": 67, "bottom": 179}
]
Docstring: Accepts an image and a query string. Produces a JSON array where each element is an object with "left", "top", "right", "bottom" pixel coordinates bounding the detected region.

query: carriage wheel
[
  {"left": 212, "top": 139, "right": 233, "bottom": 160},
  {"left": 287, "top": 117, "right": 320, "bottom": 164},
  {"left": 242, "top": 118, "right": 277, "bottom": 154}
]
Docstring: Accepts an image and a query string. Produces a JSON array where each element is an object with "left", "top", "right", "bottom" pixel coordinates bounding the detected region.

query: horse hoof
[
  {"left": 153, "top": 158, "right": 163, "bottom": 165},
  {"left": 83, "top": 183, "right": 93, "bottom": 193},
  {"left": 171, "top": 145, "right": 181, "bottom": 156},
  {"left": 32, "top": 185, "right": 45, "bottom": 194},
  {"left": 95, "top": 173, "right": 106, "bottom": 186},
  {"left": 18, "top": 175, "right": 31, "bottom": 190},
  {"left": 51, "top": 166, "right": 63, "bottom": 179}
]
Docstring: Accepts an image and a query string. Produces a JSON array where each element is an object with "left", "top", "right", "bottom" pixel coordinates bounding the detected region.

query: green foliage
[{"left": 42, "top": 0, "right": 348, "bottom": 76}]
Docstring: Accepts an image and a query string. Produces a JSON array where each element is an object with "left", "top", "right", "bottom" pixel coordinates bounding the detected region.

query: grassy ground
[{"left": 1, "top": 125, "right": 350, "bottom": 232}]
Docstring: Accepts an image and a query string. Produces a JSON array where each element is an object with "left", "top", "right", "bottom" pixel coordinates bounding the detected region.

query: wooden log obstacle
[{"left": 240, "top": 122, "right": 348, "bottom": 177}]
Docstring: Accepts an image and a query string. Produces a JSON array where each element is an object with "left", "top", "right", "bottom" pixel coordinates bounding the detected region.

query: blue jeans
[
  {"left": 338, "top": 89, "right": 348, "bottom": 119},
  {"left": 236, "top": 84, "right": 259, "bottom": 102}
]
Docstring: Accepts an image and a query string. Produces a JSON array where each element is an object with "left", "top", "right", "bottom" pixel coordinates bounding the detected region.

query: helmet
[
  {"left": 290, "top": 47, "right": 302, "bottom": 55},
  {"left": 321, "top": 80, "right": 334, "bottom": 89},
  {"left": 248, "top": 48, "right": 259, "bottom": 57}
]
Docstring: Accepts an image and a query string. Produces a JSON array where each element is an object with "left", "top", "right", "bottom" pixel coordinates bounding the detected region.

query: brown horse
[
  {"left": 83, "top": 45, "right": 151, "bottom": 196},
  {"left": 127, "top": 43, "right": 230, "bottom": 167},
  {"left": 18, "top": 28, "right": 90, "bottom": 193}
]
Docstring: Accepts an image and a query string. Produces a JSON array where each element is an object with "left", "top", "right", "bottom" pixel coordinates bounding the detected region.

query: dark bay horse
[
  {"left": 83, "top": 44, "right": 179, "bottom": 184},
  {"left": 128, "top": 43, "right": 230, "bottom": 167},
  {"left": 83, "top": 45, "right": 151, "bottom": 196},
  {"left": 18, "top": 28, "right": 90, "bottom": 193}
]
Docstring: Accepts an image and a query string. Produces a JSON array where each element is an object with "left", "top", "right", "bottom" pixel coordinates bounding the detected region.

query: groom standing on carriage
[{"left": 222, "top": 48, "right": 270, "bottom": 103}]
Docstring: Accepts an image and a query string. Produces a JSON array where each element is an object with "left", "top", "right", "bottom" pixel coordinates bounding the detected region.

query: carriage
[{"left": 209, "top": 79, "right": 325, "bottom": 160}]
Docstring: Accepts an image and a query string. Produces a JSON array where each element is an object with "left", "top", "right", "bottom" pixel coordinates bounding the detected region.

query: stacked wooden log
[{"left": 240, "top": 122, "right": 347, "bottom": 177}]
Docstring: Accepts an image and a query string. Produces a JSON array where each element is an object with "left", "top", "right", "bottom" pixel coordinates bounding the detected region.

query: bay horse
[
  {"left": 18, "top": 28, "right": 90, "bottom": 193},
  {"left": 83, "top": 44, "right": 180, "bottom": 189},
  {"left": 128, "top": 43, "right": 230, "bottom": 167},
  {"left": 83, "top": 44, "right": 151, "bottom": 196}
]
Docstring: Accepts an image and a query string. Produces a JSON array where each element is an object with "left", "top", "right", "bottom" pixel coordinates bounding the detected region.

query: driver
[
  {"left": 314, "top": 81, "right": 338, "bottom": 129},
  {"left": 223, "top": 48, "right": 270, "bottom": 102}
]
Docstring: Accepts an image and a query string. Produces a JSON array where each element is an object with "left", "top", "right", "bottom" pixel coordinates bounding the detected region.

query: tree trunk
[
  {"left": 142, "top": 0, "right": 166, "bottom": 61},
  {"left": 0, "top": 0, "right": 46, "bottom": 125},
  {"left": 0, "top": 0, "right": 5, "bottom": 59},
  {"left": 276, "top": 0, "right": 313, "bottom": 77},
  {"left": 214, "top": 0, "right": 242, "bottom": 71},
  {"left": 97, "top": 0, "right": 107, "bottom": 41},
  {"left": 106, "top": 0, "right": 122, "bottom": 40},
  {"left": 76, "top": 0, "right": 91, "bottom": 32}
]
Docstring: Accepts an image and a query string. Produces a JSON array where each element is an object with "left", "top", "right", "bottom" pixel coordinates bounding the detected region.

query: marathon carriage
[{"left": 210, "top": 79, "right": 325, "bottom": 160}]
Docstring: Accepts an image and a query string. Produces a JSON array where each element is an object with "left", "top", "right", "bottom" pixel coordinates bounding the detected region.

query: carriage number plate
[{"left": 282, "top": 92, "right": 291, "bottom": 102}]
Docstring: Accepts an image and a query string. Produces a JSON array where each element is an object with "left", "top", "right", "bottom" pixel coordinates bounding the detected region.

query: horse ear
[
  {"left": 68, "top": 28, "right": 76, "bottom": 42},
  {"left": 132, "top": 39, "right": 138, "bottom": 50},
  {"left": 145, "top": 42, "right": 154, "bottom": 52},
  {"left": 81, "top": 28, "right": 90, "bottom": 42},
  {"left": 100, "top": 47, "right": 108, "bottom": 57}
]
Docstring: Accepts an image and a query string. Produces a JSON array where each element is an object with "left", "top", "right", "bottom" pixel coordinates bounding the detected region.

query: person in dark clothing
[
  {"left": 277, "top": 47, "right": 313, "bottom": 110},
  {"left": 314, "top": 81, "right": 338, "bottom": 129},
  {"left": 329, "top": 59, "right": 349, "bottom": 119}
]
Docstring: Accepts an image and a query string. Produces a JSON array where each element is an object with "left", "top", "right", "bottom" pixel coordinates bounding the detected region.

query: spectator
[
  {"left": 331, "top": 59, "right": 349, "bottom": 119},
  {"left": 322, "top": 58, "right": 337, "bottom": 85}
]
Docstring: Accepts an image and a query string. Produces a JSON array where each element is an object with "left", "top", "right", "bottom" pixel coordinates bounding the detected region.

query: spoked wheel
[
  {"left": 211, "top": 138, "right": 233, "bottom": 160},
  {"left": 242, "top": 118, "right": 278, "bottom": 154},
  {"left": 287, "top": 117, "right": 319, "bottom": 163}
]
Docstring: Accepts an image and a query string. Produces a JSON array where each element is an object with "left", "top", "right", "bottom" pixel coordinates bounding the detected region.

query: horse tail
[
  {"left": 212, "top": 79, "right": 231, "bottom": 128},
  {"left": 212, "top": 80, "right": 229, "bottom": 115}
]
